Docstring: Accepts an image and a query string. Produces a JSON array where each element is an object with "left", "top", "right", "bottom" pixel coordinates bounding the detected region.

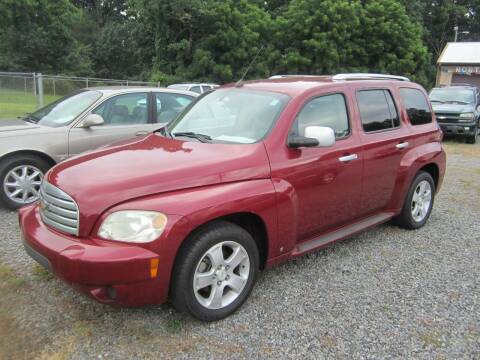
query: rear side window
[
  {"left": 293, "top": 93, "right": 350, "bottom": 139},
  {"left": 357, "top": 90, "right": 399, "bottom": 132},
  {"left": 399, "top": 88, "right": 432, "bottom": 125}
]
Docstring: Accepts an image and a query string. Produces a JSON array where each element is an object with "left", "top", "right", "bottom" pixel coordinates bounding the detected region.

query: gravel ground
[{"left": 0, "top": 140, "right": 479, "bottom": 359}]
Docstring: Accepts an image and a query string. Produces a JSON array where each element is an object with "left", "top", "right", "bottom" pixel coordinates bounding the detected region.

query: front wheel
[
  {"left": 466, "top": 125, "right": 478, "bottom": 144},
  {"left": 0, "top": 155, "right": 50, "bottom": 210},
  {"left": 395, "top": 171, "right": 435, "bottom": 230},
  {"left": 171, "top": 221, "right": 259, "bottom": 321}
]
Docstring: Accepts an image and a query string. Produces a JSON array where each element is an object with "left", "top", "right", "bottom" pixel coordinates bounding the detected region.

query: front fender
[
  {"left": 104, "top": 179, "right": 279, "bottom": 300},
  {"left": 387, "top": 142, "right": 446, "bottom": 213}
]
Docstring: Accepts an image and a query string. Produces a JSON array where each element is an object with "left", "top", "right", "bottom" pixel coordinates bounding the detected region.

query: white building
[{"left": 436, "top": 42, "right": 480, "bottom": 87}]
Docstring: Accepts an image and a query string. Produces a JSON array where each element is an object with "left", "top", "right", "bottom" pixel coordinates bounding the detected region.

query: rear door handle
[
  {"left": 396, "top": 141, "right": 409, "bottom": 149},
  {"left": 338, "top": 154, "right": 358, "bottom": 163},
  {"left": 136, "top": 131, "right": 149, "bottom": 136}
]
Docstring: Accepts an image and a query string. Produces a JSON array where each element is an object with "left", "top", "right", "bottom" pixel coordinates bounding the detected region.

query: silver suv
[{"left": 0, "top": 87, "right": 197, "bottom": 209}]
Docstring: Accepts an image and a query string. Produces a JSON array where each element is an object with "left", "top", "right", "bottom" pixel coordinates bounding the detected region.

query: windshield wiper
[
  {"left": 173, "top": 131, "right": 212, "bottom": 143},
  {"left": 22, "top": 113, "right": 39, "bottom": 123},
  {"left": 430, "top": 100, "right": 444, "bottom": 104}
]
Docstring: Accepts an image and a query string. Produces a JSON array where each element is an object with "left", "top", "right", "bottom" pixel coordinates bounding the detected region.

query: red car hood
[{"left": 47, "top": 134, "right": 271, "bottom": 235}]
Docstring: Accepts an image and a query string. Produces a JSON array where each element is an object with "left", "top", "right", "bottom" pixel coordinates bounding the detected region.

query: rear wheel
[
  {"left": 395, "top": 171, "right": 435, "bottom": 230},
  {"left": 171, "top": 221, "right": 259, "bottom": 321},
  {"left": 0, "top": 155, "right": 50, "bottom": 210}
]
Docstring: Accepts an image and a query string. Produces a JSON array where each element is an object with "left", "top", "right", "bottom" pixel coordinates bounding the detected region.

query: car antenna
[{"left": 235, "top": 44, "right": 265, "bottom": 88}]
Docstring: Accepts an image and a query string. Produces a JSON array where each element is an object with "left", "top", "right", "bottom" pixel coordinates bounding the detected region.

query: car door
[
  {"left": 271, "top": 91, "right": 364, "bottom": 242},
  {"left": 68, "top": 92, "right": 154, "bottom": 157},
  {"left": 355, "top": 87, "right": 412, "bottom": 215}
]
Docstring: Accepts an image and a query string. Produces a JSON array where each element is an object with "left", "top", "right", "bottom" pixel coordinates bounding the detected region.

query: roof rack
[
  {"left": 332, "top": 73, "right": 410, "bottom": 82},
  {"left": 269, "top": 73, "right": 410, "bottom": 81},
  {"left": 268, "top": 75, "right": 320, "bottom": 79}
]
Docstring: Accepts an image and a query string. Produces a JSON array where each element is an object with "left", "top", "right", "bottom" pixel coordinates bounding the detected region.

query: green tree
[
  {"left": 0, "top": 0, "right": 92, "bottom": 75},
  {"left": 271, "top": 0, "right": 431, "bottom": 85},
  {"left": 130, "top": 0, "right": 273, "bottom": 84}
]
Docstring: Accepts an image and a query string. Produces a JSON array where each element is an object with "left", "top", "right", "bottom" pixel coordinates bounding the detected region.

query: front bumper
[
  {"left": 19, "top": 204, "right": 168, "bottom": 306},
  {"left": 439, "top": 122, "right": 477, "bottom": 136}
]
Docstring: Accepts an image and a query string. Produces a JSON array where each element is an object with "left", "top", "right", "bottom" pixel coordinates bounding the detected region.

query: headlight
[
  {"left": 458, "top": 112, "right": 474, "bottom": 121},
  {"left": 98, "top": 211, "right": 167, "bottom": 243}
]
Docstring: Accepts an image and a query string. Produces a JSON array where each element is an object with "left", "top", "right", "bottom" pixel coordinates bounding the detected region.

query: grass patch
[
  {"left": 0, "top": 89, "right": 59, "bottom": 119},
  {"left": 420, "top": 331, "right": 446, "bottom": 349},
  {"left": 32, "top": 264, "right": 55, "bottom": 281},
  {"left": 443, "top": 141, "right": 480, "bottom": 158},
  {"left": 0, "top": 265, "right": 27, "bottom": 290},
  {"left": 165, "top": 318, "right": 185, "bottom": 333}
]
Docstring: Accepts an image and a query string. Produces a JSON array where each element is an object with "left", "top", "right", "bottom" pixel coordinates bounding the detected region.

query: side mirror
[
  {"left": 476, "top": 105, "right": 480, "bottom": 112},
  {"left": 304, "top": 126, "right": 336, "bottom": 147},
  {"left": 81, "top": 114, "right": 104, "bottom": 128},
  {"left": 288, "top": 135, "right": 319, "bottom": 148}
]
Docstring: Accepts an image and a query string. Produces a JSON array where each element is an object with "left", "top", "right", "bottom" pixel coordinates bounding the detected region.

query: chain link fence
[{"left": 0, "top": 71, "right": 160, "bottom": 120}]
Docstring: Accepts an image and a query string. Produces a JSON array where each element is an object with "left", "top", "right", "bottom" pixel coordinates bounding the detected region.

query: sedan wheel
[{"left": 3, "top": 165, "right": 43, "bottom": 205}]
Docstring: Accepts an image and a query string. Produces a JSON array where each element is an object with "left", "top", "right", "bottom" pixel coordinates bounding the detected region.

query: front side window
[
  {"left": 155, "top": 93, "right": 194, "bottom": 123},
  {"left": 93, "top": 92, "right": 148, "bottom": 125},
  {"left": 400, "top": 88, "right": 432, "bottom": 125},
  {"left": 292, "top": 93, "right": 350, "bottom": 139},
  {"left": 167, "top": 89, "right": 290, "bottom": 144},
  {"left": 26, "top": 90, "right": 101, "bottom": 127},
  {"left": 429, "top": 88, "right": 475, "bottom": 105},
  {"left": 357, "top": 89, "right": 399, "bottom": 132}
]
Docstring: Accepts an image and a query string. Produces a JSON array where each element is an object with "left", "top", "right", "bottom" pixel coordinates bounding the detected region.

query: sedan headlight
[
  {"left": 458, "top": 112, "right": 474, "bottom": 121},
  {"left": 98, "top": 211, "right": 167, "bottom": 243}
]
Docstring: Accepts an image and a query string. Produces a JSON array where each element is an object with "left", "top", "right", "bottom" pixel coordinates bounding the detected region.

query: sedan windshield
[
  {"left": 429, "top": 88, "right": 475, "bottom": 105},
  {"left": 167, "top": 89, "right": 290, "bottom": 144},
  {"left": 26, "top": 90, "right": 102, "bottom": 127}
]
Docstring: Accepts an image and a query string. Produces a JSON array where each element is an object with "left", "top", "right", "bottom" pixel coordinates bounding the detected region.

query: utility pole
[{"left": 454, "top": 26, "right": 458, "bottom": 42}]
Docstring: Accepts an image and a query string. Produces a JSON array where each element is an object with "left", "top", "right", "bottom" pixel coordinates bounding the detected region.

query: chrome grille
[{"left": 39, "top": 181, "right": 79, "bottom": 236}]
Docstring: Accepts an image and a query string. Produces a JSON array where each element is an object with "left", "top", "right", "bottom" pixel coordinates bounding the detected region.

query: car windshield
[
  {"left": 429, "top": 88, "right": 474, "bottom": 105},
  {"left": 25, "top": 90, "right": 102, "bottom": 127},
  {"left": 167, "top": 89, "right": 290, "bottom": 144}
]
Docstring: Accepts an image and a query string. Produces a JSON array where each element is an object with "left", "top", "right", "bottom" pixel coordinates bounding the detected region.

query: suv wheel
[
  {"left": 395, "top": 171, "right": 435, "bottom": 230},
  {"left": 171, "top": 221, "right": 259, "bottom": 321},
  {"left": 466, "top": 125, "right": 478, "bottom": 144},
  {"left": 0, "top": 155, "right": 50, "bottom": 210}
]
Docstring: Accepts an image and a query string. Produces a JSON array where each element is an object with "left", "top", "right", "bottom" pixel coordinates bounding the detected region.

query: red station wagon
[{"left": 19, "top": 74, "right": 446, "bottom": 321}]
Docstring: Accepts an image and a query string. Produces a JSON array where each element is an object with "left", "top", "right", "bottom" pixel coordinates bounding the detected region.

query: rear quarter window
[
  {"left": 399, "top": 88, "right": 432, "bottom": 125},
  {"left": 356, "top": 89, "right": 399, "bottom": 132}
]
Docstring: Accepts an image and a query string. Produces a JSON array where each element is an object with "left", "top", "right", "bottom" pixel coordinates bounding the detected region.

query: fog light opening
[{"left": 106, "top": 286, "right": 117, "bottom": 300}]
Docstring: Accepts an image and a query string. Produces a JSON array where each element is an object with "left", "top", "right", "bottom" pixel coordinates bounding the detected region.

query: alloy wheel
[
  {"left": 193, "top": 241, "right": 250, "bottom": 310},
  {"left": 411, "top": 180, "right": 432, "bottom": 223}
]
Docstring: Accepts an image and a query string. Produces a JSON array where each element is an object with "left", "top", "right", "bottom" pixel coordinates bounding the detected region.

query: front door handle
[
  {"left": 396, "top": 141, "right": 409, "bottom": 149},
  {"left": 136, "top": 131, "right": 149, "bottom": 136},
  {"left": 338, "top": 154, "right": 358, "bottom": 163}
]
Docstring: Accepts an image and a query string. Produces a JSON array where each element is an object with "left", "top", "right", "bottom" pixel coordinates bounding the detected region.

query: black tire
[
  {"left": 0, "top": 155, "right": 50, "bottom": 210},
  {"left": 395, "top": 171, "right": 435, "bottom": 230},
  {"left": 170, "top": 220, "right": 259, "bottom": 321},
  {"left": 466, "top": 126, "right": 478, "bottom": 144}
]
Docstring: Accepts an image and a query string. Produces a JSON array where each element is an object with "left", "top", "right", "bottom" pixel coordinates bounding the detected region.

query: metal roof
[{"left": 437, "top": 42, "right": 480, "bottom": 65}]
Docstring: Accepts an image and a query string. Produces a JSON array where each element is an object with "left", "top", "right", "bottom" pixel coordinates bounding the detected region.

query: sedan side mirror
[
  {"left": 304, "top": 126, "right": 336, "bottom": 147},
  {"left": 81, "top": 114, "right": 104, "bottom": 128},
  {"left": 476, "top": 105, "right": 480, "bottom": 112}
]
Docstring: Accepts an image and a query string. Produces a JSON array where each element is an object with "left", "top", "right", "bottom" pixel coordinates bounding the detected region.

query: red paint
[{"left": 19, "top": 77, "right": 446, "bottom": 306}]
